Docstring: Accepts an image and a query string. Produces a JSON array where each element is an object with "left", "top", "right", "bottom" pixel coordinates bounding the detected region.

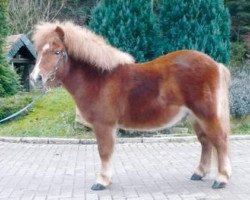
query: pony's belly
[{"left": 119, "top": 106, "right": 188, "bottom": 131}]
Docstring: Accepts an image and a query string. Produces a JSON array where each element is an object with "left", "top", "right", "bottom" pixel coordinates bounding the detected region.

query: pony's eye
[{"left": 55, "top": 51, "right": 61, "bottom": 55}]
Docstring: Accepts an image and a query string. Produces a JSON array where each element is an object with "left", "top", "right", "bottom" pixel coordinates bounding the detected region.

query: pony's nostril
[{"left": 38, "top": 75, "right": 42, "bottom": 82}]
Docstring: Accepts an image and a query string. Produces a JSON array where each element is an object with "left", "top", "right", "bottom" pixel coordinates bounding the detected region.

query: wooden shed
[{"left": 5, "top": 34, "right": 36, "bottom": 91}]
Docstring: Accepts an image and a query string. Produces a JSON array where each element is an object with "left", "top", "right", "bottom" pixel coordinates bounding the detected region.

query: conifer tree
[
  {"left": 89, "top": 0, "right": 160, "bottom": 62},
  {"left": 158, "top": 0, "right": 231, "bottom": 65},
  {"left": 0, "top": 0, "right": 19, "bottom": 97}
]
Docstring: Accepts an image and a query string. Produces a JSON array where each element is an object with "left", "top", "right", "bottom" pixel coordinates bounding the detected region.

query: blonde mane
[{"left": 33, "top": 21, "right": 135, "bottom": 70}]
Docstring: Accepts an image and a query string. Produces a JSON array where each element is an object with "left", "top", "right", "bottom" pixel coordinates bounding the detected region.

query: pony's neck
[{"left": 60, "top": 57, "right": 108, "bottom": 99}]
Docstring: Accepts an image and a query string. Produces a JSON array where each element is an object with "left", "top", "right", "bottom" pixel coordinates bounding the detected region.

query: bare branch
[{"left": 8, "top": 0, "right": 67, "bottom": 36}]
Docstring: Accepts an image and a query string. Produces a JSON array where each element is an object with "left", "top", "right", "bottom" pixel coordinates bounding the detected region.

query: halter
[{"left": 46, "top": 51, "right": 68, "bottom": 82}]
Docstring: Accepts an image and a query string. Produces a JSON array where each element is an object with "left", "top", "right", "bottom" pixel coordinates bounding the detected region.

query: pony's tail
[
  {"left": 219, "top": 63, "right": 231, "bottom": 87},
  {"left": 209, "top": 63, "right": 231, "bottom": 173},
  {"left": 217, "top": 63, "right": 231, "bottom": 134}
]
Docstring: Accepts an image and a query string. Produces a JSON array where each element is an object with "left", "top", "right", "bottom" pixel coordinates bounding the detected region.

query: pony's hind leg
[
  {"left": 91, "top": 123, "right": 116, "bottom": 190},
  {"left": 201, "top": 119, "right": 231, "bottom": 189},
  {"left": 190, "top": 118, "right": 213, "bottom": 181}
]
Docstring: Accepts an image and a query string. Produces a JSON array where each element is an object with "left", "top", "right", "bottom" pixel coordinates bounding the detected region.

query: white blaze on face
[
  {"left": 30, "top": 43, "right": 50, "bottom": 83},
  {"left": 31, "top": 57, "right": 41, "bottom": 81}
]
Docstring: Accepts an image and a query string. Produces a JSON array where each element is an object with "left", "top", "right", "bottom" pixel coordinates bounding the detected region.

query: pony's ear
[{"left": 55, "top": 26, "right": 65, "bottom": 41}]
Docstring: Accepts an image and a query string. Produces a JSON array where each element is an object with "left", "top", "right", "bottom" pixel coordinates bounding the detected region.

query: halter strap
[{"left": 47, "top": 51, "right": 68, "bottom": 82}]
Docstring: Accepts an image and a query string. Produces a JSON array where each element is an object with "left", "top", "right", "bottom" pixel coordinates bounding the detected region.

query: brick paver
[{"left": 0, "top": 140, "right": 249, "bottom": 200}]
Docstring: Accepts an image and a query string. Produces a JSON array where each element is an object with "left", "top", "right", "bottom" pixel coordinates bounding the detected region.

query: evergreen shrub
[
  {"left": 0, "top": 0, "right": 20, "bottom": 97},
  {"left": 89, "top": 0, "right": 160, "bottom": 62},
  {"left": 157, "top": 0, "right": 231, "bottom": 65}
]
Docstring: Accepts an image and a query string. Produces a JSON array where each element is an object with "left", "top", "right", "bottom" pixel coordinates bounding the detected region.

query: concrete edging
[{"left": 0, "top": 134, "right": 249, "bottom": 144}]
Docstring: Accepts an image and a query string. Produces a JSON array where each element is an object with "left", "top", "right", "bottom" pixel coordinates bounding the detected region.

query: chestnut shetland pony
[{"left": 30, "top": 21, "right": 231, "bottom": 191}]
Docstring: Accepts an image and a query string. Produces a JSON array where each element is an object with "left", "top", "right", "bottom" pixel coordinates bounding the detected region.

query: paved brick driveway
[{"left": 0, "top": 140, "right": 249, "bottom": 200}]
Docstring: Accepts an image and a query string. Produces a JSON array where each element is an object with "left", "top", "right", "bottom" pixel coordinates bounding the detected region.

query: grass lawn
[
  {"left": 231, "top": 115, "right": 250, "bottom": 134},
  {"left": 0, "top": 88, "right": 249, "bottom": 138},
  {"left": 0, "top": 88, "right": 92, "bottom": 139}
]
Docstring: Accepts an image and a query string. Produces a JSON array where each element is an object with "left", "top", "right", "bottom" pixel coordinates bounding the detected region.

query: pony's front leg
[{"left": 91, "top": 123, "right": 116, "bottom": 191}]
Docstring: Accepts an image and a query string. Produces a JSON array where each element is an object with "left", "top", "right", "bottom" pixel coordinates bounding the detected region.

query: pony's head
[
  {"left": 31, "top": 21, "right": 135, "bottom": 89},
  {"left": 30, "top": 25, "right": 67, "bottom": 89}
]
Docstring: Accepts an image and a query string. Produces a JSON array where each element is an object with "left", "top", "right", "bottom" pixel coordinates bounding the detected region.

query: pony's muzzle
[{"left": 30, "top": 74, "right": 43, "bottom": 89}]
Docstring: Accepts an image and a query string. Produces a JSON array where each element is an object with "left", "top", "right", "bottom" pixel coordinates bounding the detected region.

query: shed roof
[{"left": 5, "top": 34, "right": 36, "bottom": 62}]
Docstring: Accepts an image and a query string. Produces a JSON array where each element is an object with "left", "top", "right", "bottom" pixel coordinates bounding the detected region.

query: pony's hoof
[
  {"left": 191, "top": 173, "right": 203, "bottom": 181},
  {"left": 91, "top": 183, "right": 106, "bottom": 191},
  {"left": 212, "top": 181, "right": 226, "bottom": 189}
]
